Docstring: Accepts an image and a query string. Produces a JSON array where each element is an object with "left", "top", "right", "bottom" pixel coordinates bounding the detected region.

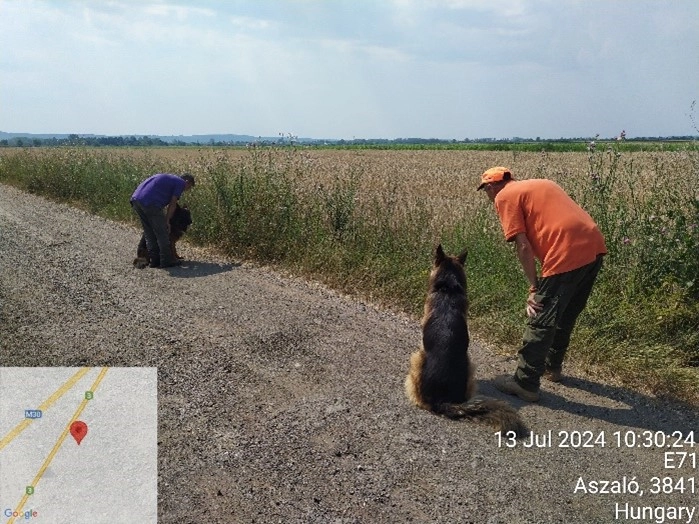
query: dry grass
[
  {"left": 8, "top": 145, "right": 693, "bottom": 220},
  {"left": 136, "top": 145, "right": 696, "bottom": 222}
]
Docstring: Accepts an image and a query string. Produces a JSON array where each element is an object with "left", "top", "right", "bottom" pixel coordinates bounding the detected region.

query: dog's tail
[{"left": 432, "top": 396, "right": 528, "bottom": 438}]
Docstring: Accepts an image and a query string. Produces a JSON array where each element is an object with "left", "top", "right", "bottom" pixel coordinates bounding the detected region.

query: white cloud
[
  {"left": 317, "top": 38, "right": 411, "bottom": 63},
  {"left": 141, "top": 3, "right": 215, "bottom": 19},
  {"left": 435, "top": 0, "right": 529, "bottom": 17},
  {"left": 228, "top": 15, "right": 275, "bottom": 31}
]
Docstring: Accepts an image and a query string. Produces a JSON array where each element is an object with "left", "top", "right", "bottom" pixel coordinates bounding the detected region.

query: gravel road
[{"left": 1, "top": 183, "right": 697, "bottom": 524}]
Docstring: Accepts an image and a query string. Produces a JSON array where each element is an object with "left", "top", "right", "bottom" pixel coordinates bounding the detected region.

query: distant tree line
[
  {"left": 0, "top": 134, "right": 174, "bottom": 148},
  {"left": 0, "top": 134, "right": 293, "bottom": 148},
  {"left": 0, "top": 133, "right": 696, "bottom": 149}
]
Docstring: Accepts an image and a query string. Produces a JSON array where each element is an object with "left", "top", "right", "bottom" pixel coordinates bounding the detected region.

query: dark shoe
[
  {"left": 543, "top": 368, "right": 563, "bottom": 382},
  {"left": 494, "top": 375, "right": 540, "bottom": 402},
  {"left": 148, "top": 260, "right": 160, "bottom": 268}
]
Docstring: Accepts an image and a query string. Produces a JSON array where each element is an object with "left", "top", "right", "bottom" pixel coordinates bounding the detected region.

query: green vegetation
[{"left": 1, "top": 145, "right": 697, "bottom": 403}]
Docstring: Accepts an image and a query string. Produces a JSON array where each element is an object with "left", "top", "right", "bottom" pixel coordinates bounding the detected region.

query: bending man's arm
[
  {"left": 513, "top": 233, "right": 538, "bottom": 288},
  {"left": 165, "top": 195, "right": 178, "bottom": 230},
  {"left": 513, "top": 232, "right": 542, "bottom": 318}
]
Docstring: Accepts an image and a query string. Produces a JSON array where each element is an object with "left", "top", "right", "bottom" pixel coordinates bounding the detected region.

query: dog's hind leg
[
  {"left": 465, "top": 358, "right": 477, "bottom": 400},
  {"left": 405, "top": 349, "right": 430, "bottom": 410},
  {"left": 170, "top": 240, "right": 180, "bottom": 260}
]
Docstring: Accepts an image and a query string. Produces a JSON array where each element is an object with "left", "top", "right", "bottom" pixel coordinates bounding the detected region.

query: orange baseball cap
[{"left": 476, "top": 166, "right": 512, "bottom": 190}]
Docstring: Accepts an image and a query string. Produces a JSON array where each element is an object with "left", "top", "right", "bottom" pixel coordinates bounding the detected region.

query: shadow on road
[
  {"left": 163, "top": 260, "right": 240, "bottom": 278},
  {"left": 551, "top": 376, "right": 697, "bottom": 434},
  {"left": 482, "top": 376, "right": 698, "bottom": 436}
]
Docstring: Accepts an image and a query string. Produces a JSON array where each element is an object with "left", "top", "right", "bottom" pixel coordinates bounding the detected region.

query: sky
[{"left": 1, "top": 0, "right": 698, "bottom": 140}]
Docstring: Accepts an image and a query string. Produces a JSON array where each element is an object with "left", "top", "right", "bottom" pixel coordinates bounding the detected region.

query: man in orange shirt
[{"left": 477, "top": 167, "right": 606, "bottom": 401}]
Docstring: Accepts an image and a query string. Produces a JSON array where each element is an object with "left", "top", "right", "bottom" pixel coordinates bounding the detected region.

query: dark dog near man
[
  {"left": 405, "top": 244, "right": 527, "bottom": 437},
  {"left": 133, "top": 203, "right": 192, "bottom": 269}
]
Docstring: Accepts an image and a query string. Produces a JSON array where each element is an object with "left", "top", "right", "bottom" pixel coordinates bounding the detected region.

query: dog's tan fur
[{"left": 405, "top": 245, "right": 527, "bottom": 436}]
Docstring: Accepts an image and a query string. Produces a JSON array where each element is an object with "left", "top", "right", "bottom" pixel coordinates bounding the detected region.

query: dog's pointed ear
[
  {"left": 457, "top": 248, "right": 468, "bottom": 265},
  {"left": 434, "top": 244, "right": 446, "bottom": 265}
]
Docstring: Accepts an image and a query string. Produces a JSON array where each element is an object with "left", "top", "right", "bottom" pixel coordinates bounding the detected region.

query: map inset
[{"left": 0, "top": 367, "right": 157, "bottom": 523}]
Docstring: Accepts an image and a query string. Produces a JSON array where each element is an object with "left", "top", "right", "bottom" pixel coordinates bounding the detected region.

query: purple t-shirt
[{"left": 131, "top": 174, "right": 186, "bottom": 208}]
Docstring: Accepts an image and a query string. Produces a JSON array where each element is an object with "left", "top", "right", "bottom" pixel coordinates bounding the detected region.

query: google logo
[{"left": 3, "top": 508, "right": 38, "bottom": 520}]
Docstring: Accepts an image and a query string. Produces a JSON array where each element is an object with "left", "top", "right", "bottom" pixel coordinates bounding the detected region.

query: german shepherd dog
[
  {"left": 405, "top": 245, "right": 527, "bottom": 436},
  {"left": 133, "top": 203, "right": 192, "bottom": 269}
]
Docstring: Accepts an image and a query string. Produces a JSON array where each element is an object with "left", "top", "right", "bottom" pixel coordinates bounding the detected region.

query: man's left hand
[{"left": 526, "top": 293, "right": 543, "bottom": 318}]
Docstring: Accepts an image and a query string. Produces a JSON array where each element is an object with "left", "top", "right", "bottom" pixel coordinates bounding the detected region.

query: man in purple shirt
[{"left": 130, "top": 173, "right": 195, "bottom": 268}]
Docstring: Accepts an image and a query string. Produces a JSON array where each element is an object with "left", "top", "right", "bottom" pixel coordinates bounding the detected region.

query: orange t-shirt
[{"left": 494, "top": 179, "right": 607, "bottom": 277}]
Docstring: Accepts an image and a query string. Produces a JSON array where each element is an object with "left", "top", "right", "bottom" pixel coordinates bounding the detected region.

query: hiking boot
[
  {"left": 494, "top": 375, "right": 540, "bottom": 402},
  {"left": 543, "top": 367, "right": 562, "bottom": 382}
]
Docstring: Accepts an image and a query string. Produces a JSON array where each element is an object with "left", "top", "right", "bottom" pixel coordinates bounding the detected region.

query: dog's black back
[{"left": 420, "top": 245, "right": 471, "bottom": 405}]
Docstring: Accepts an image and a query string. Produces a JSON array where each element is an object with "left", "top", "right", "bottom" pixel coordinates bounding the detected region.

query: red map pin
[{"left": 70, "top": 421, "right": 88, "bottom": 445}]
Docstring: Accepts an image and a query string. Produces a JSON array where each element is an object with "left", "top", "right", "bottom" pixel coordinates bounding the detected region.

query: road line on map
[
  {"left": 7, "top": 367, "right": 109, "bottom": 524},
  {"left": 0, "top": 367, "right": 91, "bottom": 452}
]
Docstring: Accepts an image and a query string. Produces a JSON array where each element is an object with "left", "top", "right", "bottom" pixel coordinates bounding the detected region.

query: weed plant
[{"left": 568, "top": 145, "right": 699, "bottom": 398}]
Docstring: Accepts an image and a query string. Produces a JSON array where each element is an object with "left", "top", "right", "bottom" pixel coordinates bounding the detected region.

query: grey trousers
[{"left": 131, "top": 200, "right": 173, "bottom": 266}]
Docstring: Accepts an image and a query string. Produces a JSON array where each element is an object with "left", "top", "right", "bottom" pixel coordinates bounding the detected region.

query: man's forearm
[
  {"left": 165, "top": 196, "right": 178, "bottom": 224},
  {"left": 514, "top": 234, "right": 538, "bottom": 287}
]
